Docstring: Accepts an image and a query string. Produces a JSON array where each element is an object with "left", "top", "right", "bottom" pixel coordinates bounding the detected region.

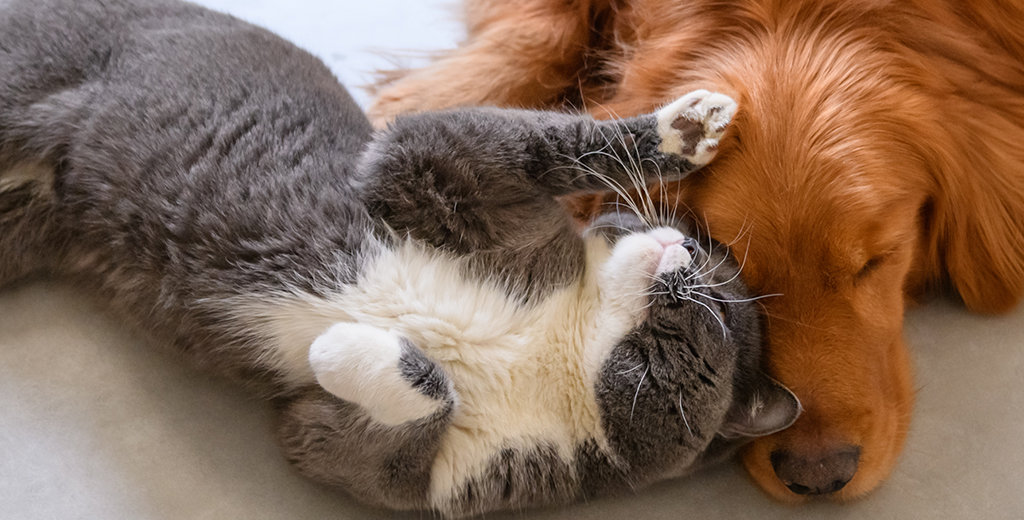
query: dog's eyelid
[{"left": 856, "top": 253, "right": 890, "bottom": 278}]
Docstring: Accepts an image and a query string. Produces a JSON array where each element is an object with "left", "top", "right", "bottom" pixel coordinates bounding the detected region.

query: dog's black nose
[{"left": 770, "top": 446, "right": 860, "bottom": 495}]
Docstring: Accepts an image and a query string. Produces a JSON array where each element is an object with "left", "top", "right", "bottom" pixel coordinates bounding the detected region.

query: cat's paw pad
[
  {"left": 656, "top": 89, "right": 737, "bottom": 166},
  {"left": 309, "top": 323, "right": 452, "bottom": 426}
]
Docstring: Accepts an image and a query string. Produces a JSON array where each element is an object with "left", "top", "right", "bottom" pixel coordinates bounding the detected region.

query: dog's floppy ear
[{"left": 931, "top": 146, "right": 1024, "bottom": 314}]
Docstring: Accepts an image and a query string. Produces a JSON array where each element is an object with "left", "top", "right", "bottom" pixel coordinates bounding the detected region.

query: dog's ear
[{"left": 933, "top": 156, "right": 1024, "bottom": 315}]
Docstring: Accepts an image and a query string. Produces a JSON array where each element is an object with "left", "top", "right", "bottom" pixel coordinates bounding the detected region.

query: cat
[{"left": 0, "top": 0, "right": 801, "bottom": 516}]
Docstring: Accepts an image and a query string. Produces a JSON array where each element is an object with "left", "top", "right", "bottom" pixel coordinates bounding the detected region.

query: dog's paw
[
  {"left": 309, "top": 323, "right": 453, "bottom": 426},
  {"left": 656, "top": 89, "right": 737, "bottom": 166}
]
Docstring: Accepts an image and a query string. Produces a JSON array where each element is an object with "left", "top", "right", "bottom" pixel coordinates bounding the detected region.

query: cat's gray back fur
[{"left": 0, "top": 0, "right": 375, "bottom": 385}]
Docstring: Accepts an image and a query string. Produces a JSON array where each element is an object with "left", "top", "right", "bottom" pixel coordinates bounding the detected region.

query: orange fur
[{"left": 371, "top": 0, "right": 1024, "bottom": 501}]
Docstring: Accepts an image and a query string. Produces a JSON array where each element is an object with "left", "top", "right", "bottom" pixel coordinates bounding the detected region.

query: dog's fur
[{"left": 370, "top": 0, "right": 1024, "bottom": 501}]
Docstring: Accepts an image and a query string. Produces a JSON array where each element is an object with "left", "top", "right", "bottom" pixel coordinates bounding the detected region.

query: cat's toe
[
  {"left": 655, "top": 89, "right": 737, "bottom": 166},
  {"left": 309, "top": 323, "right": 452, "bottom": 426}
]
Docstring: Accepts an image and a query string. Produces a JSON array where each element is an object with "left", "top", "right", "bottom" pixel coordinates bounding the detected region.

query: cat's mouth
[
  {"left": 657, "top": 248, "right": 732, "bottom": 326},
  {"left": 641, "top": 231, "right": 729, "bottom": 317}
]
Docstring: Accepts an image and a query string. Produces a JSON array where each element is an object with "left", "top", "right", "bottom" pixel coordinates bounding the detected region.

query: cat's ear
[{"left": 718, "top": 374, "right": 801, "bottom": 438}]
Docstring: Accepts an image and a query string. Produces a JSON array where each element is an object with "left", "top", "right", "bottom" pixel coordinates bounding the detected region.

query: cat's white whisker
[
  {"left": 685, "top": 296, "right": 728, "bottom": 340},
  {"left": 692, "top": 291, "right": 784, "bottom": 303},
  {"left": 638, "top": 299, "right": 661, "bottom": 312},
  {"left": 616, "top": 363, "right": 646, "bottom": 376},
  {"left": 688, "top": 247, "right": 731, "bottom": 283},
  {"left": 558, "top": 152, "right": 648, "bottom": 221},
  {"left": 629, "top": 365, "right": 650, "bottom": 424},
  {"left": 692, "top": 236, "right": 752, "bottom": 290},
  {"left": 678, "top": 392, "right": 694, "bottom": 438},
  {"left": 585, "top": 222, "right": 637, "bottom": 235},
  {"left": 614, "top": 126, "right": 656, "bottom": 224},
  {"left": 593, "top": 128, "right": 653, "bottom": 227}
]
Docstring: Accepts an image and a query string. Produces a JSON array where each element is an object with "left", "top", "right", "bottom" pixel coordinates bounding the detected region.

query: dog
[{"left": 368, "top": 0, "right": 1024, "bottom": 502}]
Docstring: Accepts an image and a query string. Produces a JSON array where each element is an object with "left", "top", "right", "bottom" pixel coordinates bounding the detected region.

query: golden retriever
[{"left": 369, "top": 0, "right": 1024, "bottom": 502}]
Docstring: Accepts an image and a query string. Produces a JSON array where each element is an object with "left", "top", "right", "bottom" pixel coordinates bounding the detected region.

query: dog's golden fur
[{"left": 370, "top": 0, "right": 1024, "bottom": 501}]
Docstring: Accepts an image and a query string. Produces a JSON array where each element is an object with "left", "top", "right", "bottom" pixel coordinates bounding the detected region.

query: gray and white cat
[{"left": 0, "top": 0, "right": 800, "bottom": 516}]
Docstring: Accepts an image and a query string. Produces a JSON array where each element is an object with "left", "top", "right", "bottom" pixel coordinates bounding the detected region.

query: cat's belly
[
  {"left": 347, "top": 241, "right": 606, "bottom": 501},
  {"left": 230, "top": 239, "right": 612, "bottom": 496}
]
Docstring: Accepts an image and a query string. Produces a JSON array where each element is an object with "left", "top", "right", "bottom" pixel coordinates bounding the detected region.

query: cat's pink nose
[{"left": 657, "top": 243, "right": 693, "bottom": 274}]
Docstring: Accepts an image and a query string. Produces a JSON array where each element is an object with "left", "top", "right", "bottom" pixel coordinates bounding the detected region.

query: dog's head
[
  {"left": 639, "top": 44, "right": 1024, "bottom": 499},
  {"left": 567, "top": 32, "right": 1024, "bottom": 498},
  {"left": 573, "top": 83, "right": 924, "bottom": 498},
  {"left": 670, "top": 83, "right": 927, "bottom": 499}
]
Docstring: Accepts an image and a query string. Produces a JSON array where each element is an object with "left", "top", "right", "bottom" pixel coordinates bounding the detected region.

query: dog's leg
[{"left": 368, "top": 0, "right": 605, "bottom": 126}]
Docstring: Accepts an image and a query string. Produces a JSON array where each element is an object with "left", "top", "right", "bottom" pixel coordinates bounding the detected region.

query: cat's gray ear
[{"left": 718, "top": 375, "right": 801, "bottom": 438}]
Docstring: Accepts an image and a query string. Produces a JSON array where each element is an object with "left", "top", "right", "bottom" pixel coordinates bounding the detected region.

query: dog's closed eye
[{"left": 856, "top": 254, "right": 888, "bottom": 280}]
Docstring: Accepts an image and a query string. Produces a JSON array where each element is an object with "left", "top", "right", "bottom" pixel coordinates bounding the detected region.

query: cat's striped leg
[
  {"left": 367, "top": 89, "right": 738, "bottom": 204},
  {"left": 309, "top": 322, "right": 455, "bottom": 426},
  {"left": 551, "top": 88, "right": 738, "bottom": 185},
  {"left": 511, "top": 88, "right": 739, "bottom": 189},
  {"left": 571, "top": 89, "right": 738, "bottom": 182}
]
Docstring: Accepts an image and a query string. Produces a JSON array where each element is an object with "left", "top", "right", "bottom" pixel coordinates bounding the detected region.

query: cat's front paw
[
  {"left": 656, "top": 89, "right": 737, "bottom": 166},
  {"left": 309, "top": 323, "right": 454, "bottom": 426}
]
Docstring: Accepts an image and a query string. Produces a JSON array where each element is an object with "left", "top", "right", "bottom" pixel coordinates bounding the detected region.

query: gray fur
[
  {"left": 361, "top": 106, "right": 690, "bottom": 302},
  {"left": 0, "top": 0, "right": 799, "bottom": 517},
  {"left": 398, "top": 339, "right": 453, "bottom": 401}
]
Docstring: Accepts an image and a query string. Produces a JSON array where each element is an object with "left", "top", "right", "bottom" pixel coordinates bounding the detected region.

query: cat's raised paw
[
  {"left": 656, "top": 89, "right": 737, "bottom": 166},
  {"left": 309, "top": 323, "right": 453, "bottom": 426}
]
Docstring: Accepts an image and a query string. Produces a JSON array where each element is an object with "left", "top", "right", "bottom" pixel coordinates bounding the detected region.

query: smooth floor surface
[{"left": 3, "top": 2, "right": 1024, "bottom": 519}]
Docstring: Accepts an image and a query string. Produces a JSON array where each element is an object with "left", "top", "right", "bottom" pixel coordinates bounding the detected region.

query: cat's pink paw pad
[{"left": 656, "top": 90, "right": 737, "bottom": 166}]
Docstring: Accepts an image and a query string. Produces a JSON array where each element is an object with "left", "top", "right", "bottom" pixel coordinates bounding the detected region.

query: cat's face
[{"left": 584, "top": 212, "right": 800, "bottom": 482}]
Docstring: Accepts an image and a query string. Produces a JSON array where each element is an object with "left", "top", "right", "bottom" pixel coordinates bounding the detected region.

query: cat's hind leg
[
  {"left": 309, "top": 322, "right": 455, "bottom": 426},
  {"left": 276, "top": 324, "right": 456, "bottom": 511}
]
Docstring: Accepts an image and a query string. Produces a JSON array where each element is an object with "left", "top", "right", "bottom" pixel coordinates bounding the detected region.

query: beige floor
[
  {"left": 3, "top": 282, "right": 1023, "bottom": 519},
  {"left": 3, "top": 1, "right": 1024, "bottom": 519}
]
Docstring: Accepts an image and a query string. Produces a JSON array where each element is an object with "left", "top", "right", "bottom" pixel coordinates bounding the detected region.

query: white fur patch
[
  {"left": 656, "top": 89, "right": 737, "bottom": 166},
  {"left": 310, "top": 322, "right": 445, "bottom": 426}
]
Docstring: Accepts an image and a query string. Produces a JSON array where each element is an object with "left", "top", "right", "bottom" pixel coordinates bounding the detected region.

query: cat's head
[{"left": 582, "top": 211, "right": 800, "bottom": 484}]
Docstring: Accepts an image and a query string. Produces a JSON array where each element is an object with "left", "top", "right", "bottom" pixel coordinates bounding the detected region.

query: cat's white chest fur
[
  {"left": 230, "top": 236, "right": 644, "bottom": 503},
  {"left": 357, "top": 243, "right": 597, "bottom": 501}
]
